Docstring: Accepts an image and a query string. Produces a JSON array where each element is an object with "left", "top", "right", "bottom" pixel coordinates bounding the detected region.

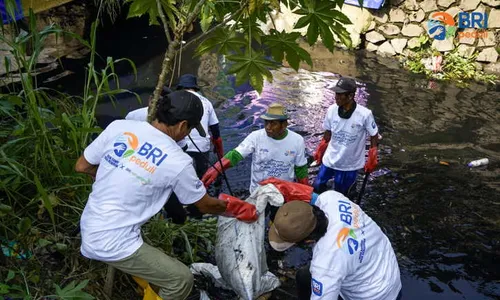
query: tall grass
[
  {"left": 0, "top": 7, "right": 218, "bottom": 298},
  {"left": 0, "top": 8, "right": 139, "bottom": 298}
]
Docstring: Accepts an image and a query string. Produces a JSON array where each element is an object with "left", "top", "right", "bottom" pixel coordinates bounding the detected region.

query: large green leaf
[
  {"left": 195, "top": 28, "right": 247, "bottom": 56},
  {"left": 226, "top": 50, "right": 278, "bottom": 93},
  {"left": 54, "top": 280, "right": 95, "bottom": 300},
  {"left": 262, "top": 30, "right": 312, "bottom": 71},
  {"left": 238, "top": 17, "right": 265, "bottom": 44},
  {"left": 125, "top": 0, "right": 179, "bottom": 26},
  {"left": 292, "top": 0, "right": 352, "bottom": 50},
  {"left": 200, "top": 2, "right": 215, "bottom": 32}
]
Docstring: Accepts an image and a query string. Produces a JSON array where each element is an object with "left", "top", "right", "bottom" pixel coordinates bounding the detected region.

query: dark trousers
[
  {"left": 163, "top": 151, "right": 209, "bottom": 223},
  {"left": 296, "top": 264, "right": 312, "bottom": 300},
  {"left": 187, "top": 151, "right": 210, "bottom": 178},
  {"left": 296, "top": 264, "right": 402, "bottom": 300},
  {"left": 312, "top": 165, "right": 358, "bottom": 197}
]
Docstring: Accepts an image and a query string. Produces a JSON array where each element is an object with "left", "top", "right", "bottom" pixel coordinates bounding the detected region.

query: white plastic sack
[
  {"left": 190, "top": 184, "right": 284, "bottom": 299},
  {"left": 215, "top": 184, "right": 284, "bottom": 299}
]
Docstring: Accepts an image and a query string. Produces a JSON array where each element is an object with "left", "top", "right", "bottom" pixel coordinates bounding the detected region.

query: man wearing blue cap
[
  {"left": 201, "top": 103, "right": 309, "bottom": 193},
  {"left": 176, "top": 74, "right": 224, "bottom": 178}
]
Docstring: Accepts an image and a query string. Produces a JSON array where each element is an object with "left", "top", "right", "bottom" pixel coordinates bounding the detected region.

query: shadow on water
[{"left": 46, "top": 17, "right": 499, "bottom": 298}]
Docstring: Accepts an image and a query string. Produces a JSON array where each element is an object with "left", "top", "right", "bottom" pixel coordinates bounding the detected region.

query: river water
[
  {"left": 199, "top": 50, "right": 500, "bottom": 300},
  {"left": 52, "top": 15, "right": 500, "bottom": 300}
]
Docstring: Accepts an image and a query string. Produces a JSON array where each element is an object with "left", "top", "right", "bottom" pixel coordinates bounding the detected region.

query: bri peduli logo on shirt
[
  {"left": 336, "top": 200, "right": 366, "bottom": 263},
  {"left": 108, "top": 132, "right": 168, "bottom": 174},
  {"left": 284, "top": 150, "right": 296, "bottom": 157},
  {"left": 312, "top": 278, "right": 323, "bottom": 296}
]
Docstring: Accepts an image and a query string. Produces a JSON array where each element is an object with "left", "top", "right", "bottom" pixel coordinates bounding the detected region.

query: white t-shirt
[
  {"left": 80, "top": 120, "right": 206, "bottom": 262},
  {"left": 185, "top": 90, "right": 219, "bottom": 153},
  {"left": 235, "top": 129, "right": 307, "bottom": 193},
  {"left": 125, "top": 107, "right": 187, "bottom": 149},
  {"left": 310, "top": 191, "right": 401, "bottom": 300},
  {"left": 322, "top": 104, "right": 378, "bottom": 171}
]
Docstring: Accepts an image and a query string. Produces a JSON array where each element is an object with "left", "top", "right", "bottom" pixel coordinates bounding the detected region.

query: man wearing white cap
[{"left": 261, "top": 177, "right": 402, "bottom": 300}]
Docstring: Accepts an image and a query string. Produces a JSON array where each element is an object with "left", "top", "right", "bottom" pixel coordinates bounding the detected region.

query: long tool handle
[{"left": 356, "top": 172, "right": 370, "bottom": 204}]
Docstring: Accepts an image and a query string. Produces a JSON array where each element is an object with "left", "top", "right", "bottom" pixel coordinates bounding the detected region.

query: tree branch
[
  {"left": 156, "top": 0, "right": 172, "bottom": 44},
  {"left": 183, "top": 0, "right": 249, "bottom": 50},
  {"left": 147, "top": 0, "right": 209, "bottom": 122}
]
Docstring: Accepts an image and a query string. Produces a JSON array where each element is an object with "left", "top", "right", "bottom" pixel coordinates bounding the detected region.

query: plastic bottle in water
[{"left": 467, "top": 158, "right": 489, "bottom": 168}]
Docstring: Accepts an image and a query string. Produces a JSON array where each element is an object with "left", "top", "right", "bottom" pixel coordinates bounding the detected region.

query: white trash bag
[{"left": 191, "top": 184, "right": 284, "bottom": 299}]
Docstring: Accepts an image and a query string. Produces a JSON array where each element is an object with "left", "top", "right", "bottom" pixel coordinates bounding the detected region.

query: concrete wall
[{"left": 263, "top": 0, "right": 500, "bottom": 75}]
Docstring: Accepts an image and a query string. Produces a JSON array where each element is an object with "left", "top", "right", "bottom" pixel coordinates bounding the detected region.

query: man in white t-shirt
[
  {"left": 75, "top": 90, "right": 257, "bottom": 300},
  {"left": 125, "top": 87, "right": 188, "bottom": 150},
  {"left": 313, "top": 77, "right": 379, "bottom": 197},
  {"left": 201, "top": 103, "right": 309, "bottom": 194},
  {"left": 125, "top": 86, "right": 193, "bottom": 224},
  {"left": 176, "top": 74, "right": 224, "bottom": 177},
  {"left": 260, "top": 178, "right": 402, "bottom": 300}
]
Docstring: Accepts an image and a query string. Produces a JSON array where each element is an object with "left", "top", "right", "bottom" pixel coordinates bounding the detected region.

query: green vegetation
[
  {"left": 0, "top": 0, "right": 354, "bottom": 298},
  {"left": 401, "top": 35, "right": 498, "bottom": 85},
  {"left": 0, "top": 10, "right": 216, "bottom": 299}
]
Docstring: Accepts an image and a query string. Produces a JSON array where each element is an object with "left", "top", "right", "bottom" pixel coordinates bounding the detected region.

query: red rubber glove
[
  {"left": 364, "top": 147, "right": 378, "bottom": 173},
  {"left": 313, "top": 138, "right": 329, "bottom": 164},
  {"left": 259, "top": 177, "right": 314, "bottom": 203},
  {"left": 201, "top": 158, "right": 231, "bottom": 187},
  {"left": 219, "top": 193, "right": 258, "bottom": 222},
  {"left": 211, "top": 137, "right": 224, "bottom": 160},
  {"left": 297, "top": 177, "right": 309, "bottom": 186}
]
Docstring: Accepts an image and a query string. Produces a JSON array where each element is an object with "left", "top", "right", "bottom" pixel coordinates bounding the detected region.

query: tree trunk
[
  {"left": 147, "top": 38, "right": 179, "bottom": 122},
  {"left": 147, "top": 0, "right": 209, "bottom": 122}
]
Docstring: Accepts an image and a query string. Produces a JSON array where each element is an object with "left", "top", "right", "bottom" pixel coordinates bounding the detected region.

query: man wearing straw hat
[{"left": 201, "top": 103, "right": 309, "bottom": 193}]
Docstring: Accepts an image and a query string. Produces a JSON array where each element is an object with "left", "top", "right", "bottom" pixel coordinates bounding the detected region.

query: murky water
[
  {"left": 49, "top": 15, "right": 500, "bottom": 300},
  {"left": 208, "top": 52, "right": 500, "bottom": 300}
]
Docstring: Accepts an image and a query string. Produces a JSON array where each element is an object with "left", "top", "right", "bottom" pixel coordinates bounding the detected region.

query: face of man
[
  {"left": 335, "top": 92, "right": 353, "bottom": 107},
  {"left": 265, "top": 120, "right": 288, "bottom": 139}
]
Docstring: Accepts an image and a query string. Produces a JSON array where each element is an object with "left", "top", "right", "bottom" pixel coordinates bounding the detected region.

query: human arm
[
  {"left": 259, "top": 177, "right": 318, "bottom": 203},
  {"left": 364, "top": 112, "right": 379, "bottom": 173},
  {"left": 294, "top": 137, "right": 309, "bottom": 185},
  {"left": 75, "top": 155, "right": 98, "bottom": 178},
  {"left": 209, "top": 123, "right": 224, "bottom": 159},
  {"left": 295, "top": 165, "right": 309, "bottom": 185},
  {"left": 313, "top": 130, "right": 331, "bottom": 164},
  {"left": 75, "top": 122, "right": 117, "bottom": 179},
  {"left": 174, "top": 163, "right": 257, "bottom": 222},
  {"left": 309, "top": 265, "right": 345, "bottom": 300},
  {"left": 201, "top": 133, "right": 255, "bottom": 186},
  {"left": 194, "top": 193, "right": 257, "bottom": 222}
]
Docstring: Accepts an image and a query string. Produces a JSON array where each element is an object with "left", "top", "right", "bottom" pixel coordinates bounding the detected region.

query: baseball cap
[
  {"left": 166, "top": 90, "right": 206, "bottom": 137},
  {"left": 260, "top": 103, "right": 289, "bottom": 121},
  {"left": 268, "top": 201, "right": 317, "bottom": 252},
  {"left": 176, "top": 74, "right": 200, "bottom": 90},
  {"left": 331, "top": 76, "right": 357, "bottom": 94}
]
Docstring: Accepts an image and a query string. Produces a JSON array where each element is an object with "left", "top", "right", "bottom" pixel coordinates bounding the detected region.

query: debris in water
[
  {"left": 371, "top": 168, "right": 391, "bottom": 178},
  {"left": 467, "top": 158, "right": 489, "bottom": 168},
  {"left": 439, "top": 161, "right": 450, "bottom": 166}
]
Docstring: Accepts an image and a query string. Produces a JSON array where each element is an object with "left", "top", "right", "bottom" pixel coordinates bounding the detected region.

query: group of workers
[{"left": 75, "top": 74, "right": 402, "bottom": 299}]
